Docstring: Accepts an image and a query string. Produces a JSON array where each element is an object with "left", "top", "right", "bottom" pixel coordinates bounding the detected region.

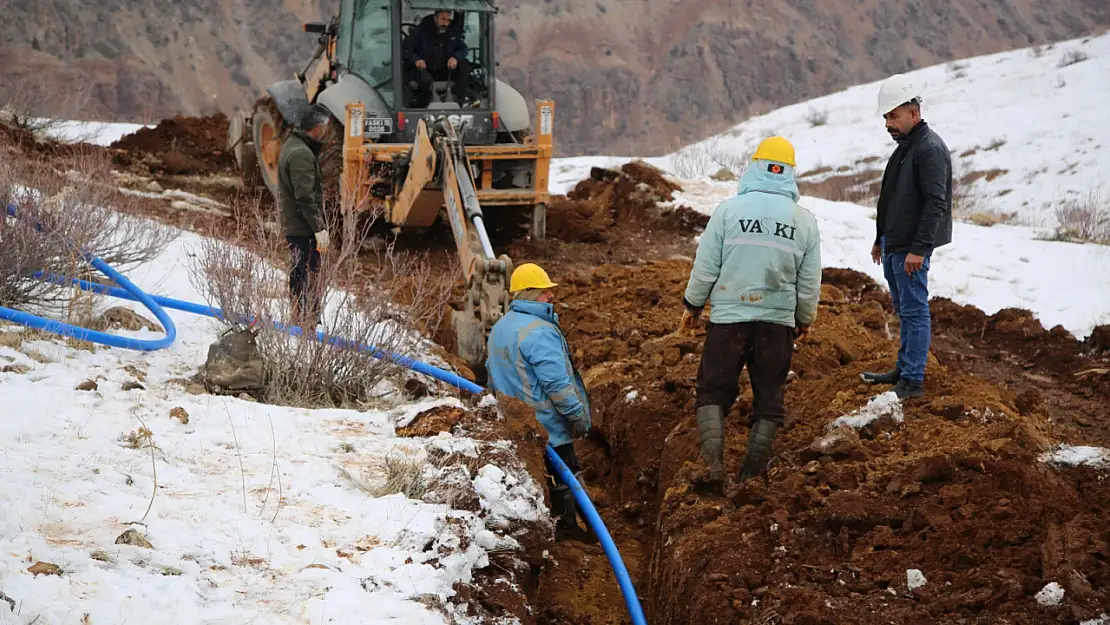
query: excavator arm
[
  {"left": 429, "top": 118, "right": 513, "bottom": 370},
  {"left": 339, "top": 104, "right": 514, "bottom": 372}
]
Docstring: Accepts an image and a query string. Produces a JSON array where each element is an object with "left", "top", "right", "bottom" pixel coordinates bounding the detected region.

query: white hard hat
[{"left": 876, "top": 73, "right": 925, "bottom": 116}]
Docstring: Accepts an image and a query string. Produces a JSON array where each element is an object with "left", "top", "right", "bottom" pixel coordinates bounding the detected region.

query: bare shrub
[
  {"left": 1058, "top": 49, "right": 1090, "bottom": 67},
  {"left": 373, "top": 451, "right": 430, "bottom": 498},
  {"left": 0, "top": 74, "right": 93, "bottom": 141},
  {"left": 965, "top": 210, "right": 1017, "bottom": 227},
  {"left": 1029, "top": 44, "right": 1046, "bottom": 58},
  {"left": 189, "top": 195, "right": 456, "bottom": 409},
  {"left": 0, "top": 146, "right": 177, "bottom": 314},
  {"left": 796, "top": 165, "right": 882, "bottom": 204},
  {"left": 1051, "top": 189, "right": 1109, "bottom": 243},
  {"left": 669, "top": 137, "right": 751, "bottom": 180},
  {"left": 805, "top": 106, "right": 829, "bottom": 127}
]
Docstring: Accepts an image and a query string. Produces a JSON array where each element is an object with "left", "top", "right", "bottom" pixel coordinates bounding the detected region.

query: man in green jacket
[
  {"left": 277, "top": 103, "right": 332, "bottom": 325},
  {"left": 682, "top": 136, "right": 822, "bottom": 485}
]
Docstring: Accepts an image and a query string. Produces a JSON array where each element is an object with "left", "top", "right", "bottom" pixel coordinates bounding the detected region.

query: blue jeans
[{"left": 881, "top": 239, "right": 931, "bottom": 382}]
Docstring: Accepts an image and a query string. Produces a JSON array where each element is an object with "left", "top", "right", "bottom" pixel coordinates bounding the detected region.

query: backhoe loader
[{"left": 226, "top": 0, "right": 554, "bottom": 371}]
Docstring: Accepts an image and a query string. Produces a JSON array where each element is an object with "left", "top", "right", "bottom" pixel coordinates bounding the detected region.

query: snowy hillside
[
  {"left": 666, "top": 31, "right": 1110, "bottom": 227},
  {"left": 548, "top": 32, "right": 1110, "bottom": 340},
  {"left": 0, "top": 230, "right": 548, "bottom": 624}
]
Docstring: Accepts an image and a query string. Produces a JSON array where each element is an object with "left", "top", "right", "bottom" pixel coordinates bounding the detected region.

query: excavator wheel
[
  {"left": 251, "top": 96, "right": 292, "bottom": 200},
  {"left": 227, "top": 108, "right": 262, "bottom": 189}
]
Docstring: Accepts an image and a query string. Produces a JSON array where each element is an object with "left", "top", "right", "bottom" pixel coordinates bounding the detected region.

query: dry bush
[
  {"left": 0, "top": 74, "right": 93, "bottom": 141},
  {"left": 189, "top": 195, "right": 456, "bottom": 409},
  {"left": 373, "top": 451, "right": 430, "bottom": 498},
  {"left": 805, "top": 106, "right": 829, "bottom": 127},
  {"left": 796, "top": 164, "right": 882, "bottom": 204},
  {"left": 1050, "top": 189, "right": 1109, "bottom": 244},
  {"left": 965, "top": 210, "right": 1017, "bottom": 227},
  {"left": 669, "top": 138, "right": 751, "bottom": 180},
  {"left": 1057, "top": 49, "right": 1090, "bottom": 67},
  {"left": 0, "top": 147, "right": 177, "bottom": 314}
]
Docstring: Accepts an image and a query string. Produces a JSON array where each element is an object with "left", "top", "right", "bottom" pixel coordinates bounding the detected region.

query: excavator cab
[{"left": 228, "top": 0, "right": 554, "bottom": 371}]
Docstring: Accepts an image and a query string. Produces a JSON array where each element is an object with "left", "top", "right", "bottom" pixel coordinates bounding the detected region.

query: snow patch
[
  {"left": 473, "top": 464, "right": 546, "bottom": 525},
  {"left": 1036, "top": 582, "right": 1066, "bottom": 606},
  {"left": 1038, "top": 444, "right": 1110, "bottom": 469},
  {"left": 906, "top": 569, "right": 927, "bottom": 591},
  {"left": 831, "top": 391, "right": 903, "bottom": 429},
  {"left": 429, "top": 433, "right": 480, "bottom": 458},
  {"left": 391, "top": 397, "right": 465, "bottom": 428},
  {"left": 0, "top": 221, "right": 542, "bottom": 624}
]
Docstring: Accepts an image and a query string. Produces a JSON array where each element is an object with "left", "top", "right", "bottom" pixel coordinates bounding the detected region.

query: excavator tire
[
  {"left": 228, "top": 108, "right": 263, "bottom": 189},
  {"left": 251, "top": 96, "right": 292, "bottom": 200}
]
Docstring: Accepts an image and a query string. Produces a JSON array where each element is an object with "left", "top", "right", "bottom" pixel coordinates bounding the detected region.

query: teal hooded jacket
[
  {"left": 485, "top": 299, "right": 591, "bottom": 447},
  {"left": 683, "top": 158, "right": 822, "bottom": 328}
]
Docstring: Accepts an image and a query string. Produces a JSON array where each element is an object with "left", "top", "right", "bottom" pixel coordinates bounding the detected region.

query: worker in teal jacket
[
  {"left": 681, "top": 136, "right": 822, "bottom": 486},
  {"left": 486, "top": 262, "right": 593, "bottom": 541}
]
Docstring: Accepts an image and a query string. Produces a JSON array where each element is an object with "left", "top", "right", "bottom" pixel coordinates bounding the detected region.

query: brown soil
[
  {"left": 9, "top": 121, "right": 1110, "bottom": 624},
  {"left": 546, "top": 160, "right": 708, "bottom": 244},
  {"left": 110, "top": 113, "right": 235, "bottom": 175}
]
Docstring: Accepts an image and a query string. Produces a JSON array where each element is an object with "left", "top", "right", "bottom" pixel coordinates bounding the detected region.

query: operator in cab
[{"left": 403, "top": 10, "right": 478, "bottom": 108}]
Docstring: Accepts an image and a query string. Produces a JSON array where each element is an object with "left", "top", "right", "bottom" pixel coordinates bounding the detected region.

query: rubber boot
[
  {"left": 551, "top": 484, "right": 593, "bottom": 542},
  {"left": 891, "top": 378, "right": 924, "bottom": 399},
  {"left": 860, "top": 368, "right": 900, "bottom": 385},
  {"left": 696, "top": 405, "right": 725, "bottom": 483},
  {"left": 739, "top": 419, "right": 780, "bottom": 482}
]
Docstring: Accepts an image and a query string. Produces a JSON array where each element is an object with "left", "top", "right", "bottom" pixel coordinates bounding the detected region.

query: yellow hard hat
[
  {"left": 752, "top": 136, "right": 796, "bottom": 167},
  {"left": 510, "top": 262, "right": 558, "bottom": 293}
]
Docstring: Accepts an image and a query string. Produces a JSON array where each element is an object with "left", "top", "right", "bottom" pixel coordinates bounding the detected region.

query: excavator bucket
[{"left": 452, "top": 309, "right": 487, "bottom": 370}]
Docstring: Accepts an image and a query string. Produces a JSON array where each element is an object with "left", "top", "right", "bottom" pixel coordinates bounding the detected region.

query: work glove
[
  {"left": 566, "top": 410, "right": 590, "bottom": 439},
  {"left": 679, "top": 298, "right": 703, "bottom": 335},
  {"left": 314, "top": 229, "right": 330, "bottom": 253},
  {"left": 795, "top": 324, "right": 809, "bottom": 341}
]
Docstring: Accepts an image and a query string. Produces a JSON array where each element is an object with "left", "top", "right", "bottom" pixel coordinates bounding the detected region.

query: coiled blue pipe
[
  {"left": 6, "top": 205, "right": 648, "bottom": 624},
  {"left": 1, "top": 205, "right": 177, "bottom": 350}
]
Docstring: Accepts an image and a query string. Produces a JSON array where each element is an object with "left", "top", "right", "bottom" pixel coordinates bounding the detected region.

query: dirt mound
[
  {"left": 546, "top": 160, "right": 708, "bottom": 243},
  {"left": 110, "top": 113, "right": 234, "bottom": 174}
]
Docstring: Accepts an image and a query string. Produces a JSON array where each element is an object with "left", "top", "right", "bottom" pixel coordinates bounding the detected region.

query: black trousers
[
  {"left": 410, "top": 57, "right": 473, "bottom": 104},
  {"left": 544, "top": 443, "right": 581, "bottom": 488},
  {"left": 286, "top": 235, "right": 321, "bottom": 324},
  {"left": 695, "top": 321, "right": 795, "bottom": 427}
]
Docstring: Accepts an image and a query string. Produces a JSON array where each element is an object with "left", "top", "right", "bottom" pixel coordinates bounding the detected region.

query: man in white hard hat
[{"left": 862, "top": 74, "right": 952, "bottom": 399}]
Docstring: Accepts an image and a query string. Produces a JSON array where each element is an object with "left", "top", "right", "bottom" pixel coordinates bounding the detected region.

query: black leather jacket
[{"left": 875, "top": 120, "right": 953, "bottom": 256}]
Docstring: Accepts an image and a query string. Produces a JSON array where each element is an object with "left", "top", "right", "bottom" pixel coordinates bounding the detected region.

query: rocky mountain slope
[{"left": 2, "top": 0, "right": 1107, "bottom": 155}]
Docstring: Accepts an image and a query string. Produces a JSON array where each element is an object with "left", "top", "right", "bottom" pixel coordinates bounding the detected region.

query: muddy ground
[{"left": 6, "top": 117, "right": 1110, "bottom": 624}]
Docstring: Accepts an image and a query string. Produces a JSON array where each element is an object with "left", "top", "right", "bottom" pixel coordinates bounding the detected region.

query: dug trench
[
  {"left": 9, "top": 118, "right": 1110, "bottom": 623},
  {"left": 494, "top": 164, "right": 1110, "bottom": 624}
]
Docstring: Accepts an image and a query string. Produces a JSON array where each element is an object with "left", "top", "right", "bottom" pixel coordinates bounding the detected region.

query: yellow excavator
[{"left": 226, "top": 0, "right": 554, "bottom": 371}]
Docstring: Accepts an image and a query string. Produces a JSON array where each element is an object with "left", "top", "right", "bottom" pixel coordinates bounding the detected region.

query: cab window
[{"left": 340, "top": 0, "right": 395, "bottom": 103}]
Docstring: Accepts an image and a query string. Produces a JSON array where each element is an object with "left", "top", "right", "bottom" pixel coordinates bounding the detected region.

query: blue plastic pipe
[
  {"left": 33, "top": 271, "right": 489, "bottom": 396},
  {"left": 1, "top": 206, "right": 177, "bottom": 350},
  {"left": 6, "top": 205, "right": 647, "bottom": 624},
  {"left": 546, "top": 444, "right": 649, "bottom": 624}
]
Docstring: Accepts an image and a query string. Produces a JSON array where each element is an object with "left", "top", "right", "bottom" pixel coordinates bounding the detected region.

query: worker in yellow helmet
[
  {"left": 485, "top": 262, "right": 594, "bottom": 541},
  {"left": 681, "top": 135, "right": 822, "bottom": 486}
]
